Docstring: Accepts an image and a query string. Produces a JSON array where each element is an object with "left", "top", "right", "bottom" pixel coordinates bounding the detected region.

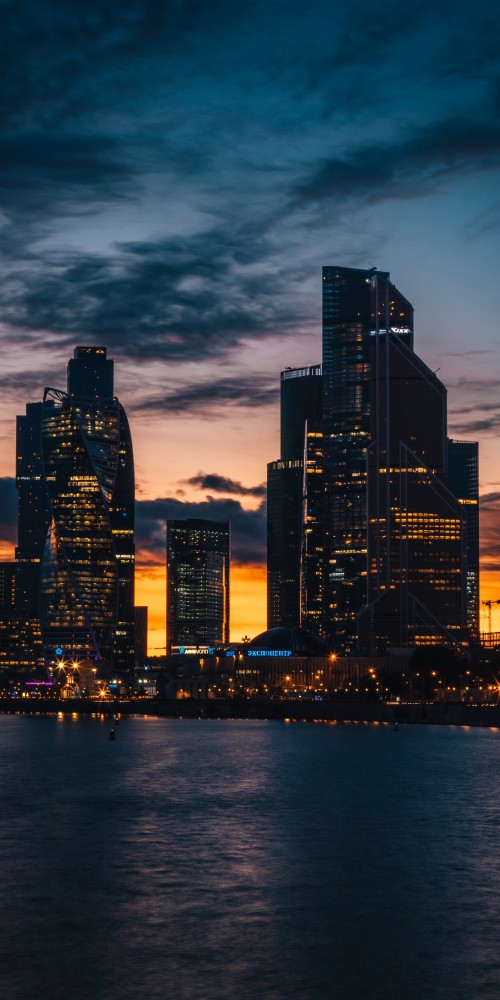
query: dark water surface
[{"left": 1, "top": 716, "right": 499, "bottom": 1000}]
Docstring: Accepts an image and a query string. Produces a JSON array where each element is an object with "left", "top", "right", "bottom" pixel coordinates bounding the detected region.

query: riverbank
[{"left": 1, "top": 697, "right": 500, "bottom": 727}]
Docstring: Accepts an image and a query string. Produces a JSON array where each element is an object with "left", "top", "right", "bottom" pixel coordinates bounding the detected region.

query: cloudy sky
[{"left": 0, "top": 0, "right": 499, "bottom": 647}]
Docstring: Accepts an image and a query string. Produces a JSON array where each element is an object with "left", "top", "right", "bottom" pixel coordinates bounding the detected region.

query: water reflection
[{"left": 0, "top": 717, "right": 499, "bottom": 999}]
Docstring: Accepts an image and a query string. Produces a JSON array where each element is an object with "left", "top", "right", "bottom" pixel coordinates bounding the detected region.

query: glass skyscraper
[
  {"left": 267, "top": 265, "right": 477, "bottom": 655},
  {"left": 166, "top": 519, "right": 230, "bottom": 653},
  {"left": 16, "top": 401, "right": 53, "bottom": 615},
  {"left": 39, "top": 347, "right": 135, "bottom": 672},
  {"left": 267, "top": 366, "right": 322, "bottom": 629},
  {"left": 300, "top": 423, "right": 325, "bottom": 637},
  {"left": 447, "top": 439, "right": 480, "bottom": 638},
  {"left": 359, "top": 332, "right": 467, "bottom": 652},
  {"left": 267, "top": 458, "right": 304, "bottom": 628},
  {"left": 322, "top": 266, "right": 414, "bottom": 650}
]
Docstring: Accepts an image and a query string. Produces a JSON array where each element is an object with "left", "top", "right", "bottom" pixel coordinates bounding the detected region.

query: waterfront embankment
[{"left": 1, "top": 697, "right": 500, "bottom": 727}]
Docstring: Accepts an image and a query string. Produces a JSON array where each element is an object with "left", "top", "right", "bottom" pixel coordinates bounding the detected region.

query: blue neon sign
[{"left": 247, "top": 649, "right": 292, "bottom": 657}]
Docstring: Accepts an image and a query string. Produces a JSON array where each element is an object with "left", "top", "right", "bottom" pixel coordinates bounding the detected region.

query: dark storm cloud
[
  {"left": 0, "top": 367, "right": 66, "bottom": 401},
  {"left": 136, "top": 496, "right": 266, "bottom": 565},
  {"left": 449, "top": 394, "right": 500, "bottom": 436},
  {"left": 134, "top": 375, "right": 279, "bottom": 415},
  {"left": 185, "top": 473, "right": 266, "bottom": 498},
  {"left": 0, "top": 478, "right": 17, "bottom": 543},
  {"left": 480, "top": 493, "right": 500, "bottom": 507},
  {"left": 449, "top": 414, "right": 500, "bottom": 435},
  {"left": 449, "top": 382, "right": 500, "bottom": 395},
  {"left": 290, "top": 117, "right": 500, "bottom": 211},
  {"left": 0, "top": 228, "right": 310, "bottom": 362},
  {"left": 0, "top": 0, "right": 498, "bottom": 360},
  {"left": 0, "top": 133, "right": 133, "bottom": 203}
]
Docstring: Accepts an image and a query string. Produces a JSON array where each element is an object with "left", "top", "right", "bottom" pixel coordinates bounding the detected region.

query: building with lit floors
[
  {"left": 267, "top": 365, "right": 322, "bottom": 629},
  {"left": 267, "top": 265, "right": 477, "bottom": 656},
  {"left": 0, "top": 561, "right": 44, "bottom": 674},
  {"left": 359, "top": 331, "right": 467, "bottom": 653},
  {"left": 447, "top": 440, "right": 479, "bottom": 639},
  {"left": 39, "top": 347, "right": 135, "bottom": 672},
  {"left": 300, "top": 423, "right": 325, "bottom": 637},
  {"left": 16, "top": 401, "right": 53, "bottom": 615},
  {"left": 322, "top": 265, "right": 414, "bottom": 651},
  {"left": 166, "top": 519, "right": 230, "bottom": 653}
]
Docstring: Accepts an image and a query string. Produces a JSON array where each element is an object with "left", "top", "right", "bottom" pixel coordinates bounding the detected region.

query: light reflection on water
[{"left": 0, "top": 716, "right": 500, "bottom": 1000}]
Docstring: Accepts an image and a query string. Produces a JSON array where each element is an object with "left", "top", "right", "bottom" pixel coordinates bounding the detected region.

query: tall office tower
[
  {"left": 0, "top": 562, "right": 16, "bottom": 672},
  {"left": 267, "top": 458, "right": 303, "bottom": 628},
  {"left": 447, "top": 440, "right": 479, "bottom": 638},
  {"left": 267, "top": 366, "right": 322, "bottom": 629},
  {"left": 0, "top": 562, "right": 16, "bottom": 611},
  {"left": 134, "top": 605, "right": 148, "bottom": 661},
  {"left": 16, "top": 402, "right": 53, "bottom": 613},
  {"left": 358, "top": 333, "right": 467, "bottom": 652},
  {"left": 300, "top": 423, "right": 326, "bottom": 636},
  {"left": 40, "top": 347, "right": 135, "bottom": 672},
  {"left": 166, "top": 519, "right": 230, "bottom": 653},
  {"left": 280, "top": 366, "right": 323, "bottom": 461},
  {"left": 0, "top": 561, "right": 43, "bottom": 673},
  {"left": 322, "top": 266, "right": 413, "bottom": 649}
]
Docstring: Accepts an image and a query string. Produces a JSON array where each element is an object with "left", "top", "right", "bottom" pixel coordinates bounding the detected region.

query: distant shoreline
[{"left": 1, "top": 697, "right": 500, "bottom": 728}]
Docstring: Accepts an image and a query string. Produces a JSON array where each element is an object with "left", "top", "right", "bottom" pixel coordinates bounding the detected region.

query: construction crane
[{"left": 481, "top": 599, "right": 500, "bottom": 633}]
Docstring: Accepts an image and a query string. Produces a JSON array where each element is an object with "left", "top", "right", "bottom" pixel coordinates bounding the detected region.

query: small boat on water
[{"left": 109, "top": 728, "right": 117, "bottom": 741}]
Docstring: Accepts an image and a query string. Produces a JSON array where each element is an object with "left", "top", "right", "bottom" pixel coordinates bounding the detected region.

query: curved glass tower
[{"left": 40, "top": 348, "right": 135, "bottom": 672}]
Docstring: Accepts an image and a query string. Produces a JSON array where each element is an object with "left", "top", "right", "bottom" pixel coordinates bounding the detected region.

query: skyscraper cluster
[
  {"left": 268, "top": 265, "right": 479, "bottom": 655},
  {"left": 0, "top": 267, "right": 482, "bottom": 681}
]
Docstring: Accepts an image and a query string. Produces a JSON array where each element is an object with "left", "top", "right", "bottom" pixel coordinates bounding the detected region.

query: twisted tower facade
[{"left": 40, "top": 348, "right": 135, "bottom": 672}]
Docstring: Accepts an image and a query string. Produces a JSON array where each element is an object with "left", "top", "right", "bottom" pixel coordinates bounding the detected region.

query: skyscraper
[
  {"left": 39, "top": 347, "right": 135, "bottom": 671},
  {"left": 267, "top": 458, "right": 303, "bottom": 629},
  {"left": 0, "top": 563, "right": 16, "bottom": 612},
  {"left": 267, "top": 366, "right": 322, "bottom": 629},
  {"left": 322, "top": 266, "right": 414, "bottom": 650},
  {"left": 359, "top": 332, "right": 467, "bottom": 652},
  {"left": 267, "top": 265, "right": 476, "bottom": 655},
  {"left": 300, "top": 423, "right": 325, "bottom": 636},
  {"left": 166, "top": 519, "right": 230, "bottom": 653},
  {"left": 0, "top": 559, "right": 44, "bottom": 675},
  {"left": 447, "top": 440, "right": 480, "bottom": 638},
  {"left": 16, "top": 401, "right": 53, "bottom": 614},
  {"left": 280, "top": 366, "right": 323, "bottom": 462},
  {"left": 134, "top": 605, "right": 148, "bottom": 662}
]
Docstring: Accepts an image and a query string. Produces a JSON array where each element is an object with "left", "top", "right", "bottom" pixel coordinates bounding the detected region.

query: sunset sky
[{"left": 0, "top": 0, "right": 499, "bottom": 650}]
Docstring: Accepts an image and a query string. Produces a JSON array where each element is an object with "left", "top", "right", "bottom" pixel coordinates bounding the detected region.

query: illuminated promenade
[{"left": 2, "top": 696, "right": 500, "bottom": 728}]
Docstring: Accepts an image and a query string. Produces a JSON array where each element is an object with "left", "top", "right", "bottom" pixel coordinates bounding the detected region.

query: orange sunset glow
[{"left": 1, "top": 343, "right": 500, "bottom": 654}]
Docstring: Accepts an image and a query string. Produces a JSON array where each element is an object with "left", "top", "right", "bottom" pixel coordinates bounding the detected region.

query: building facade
[
  {"left": 16, "top": 401, "right": 53, "bottom": 615},
  {"left": 0, "top": 561, "right": 44, "bottom": 675},
  {"left": 134, "top": 605, "right": 148, "bottom": 662},
  {"left": 300, "top": 423, "right": 325, "bottom": 637},
  {"left": 359, "top": 332, "right": 467, "bottom": 652},
  {"left": 267, "top": 365, "right": 322, "bottom": 629},
  {"left": 267, "top": 265, "right": 477, "bottom": 655},
  {"left": 39, "top": 347, "right": 135, "bottom": 672},
  {"left": 447, "top": 439, "right": 480, "bottom": 638},
  {"left": 322, "top": 265, "right": 414, "bottom": 650},
  {"left": 166, "top": 519, "right": 230, "bottom": 653}
]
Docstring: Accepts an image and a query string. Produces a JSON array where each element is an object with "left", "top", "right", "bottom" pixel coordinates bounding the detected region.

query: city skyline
[
  {"left": 268, "top": 267, "right": 477, "bottom": 655},
  {"left": 0, "top": 0, "right": 499, "bottom": 649}
]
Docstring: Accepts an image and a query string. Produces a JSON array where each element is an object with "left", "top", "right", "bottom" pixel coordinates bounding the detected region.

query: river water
[{"left": 0, "top": 715, "right": 499, "bottom": 1000}]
